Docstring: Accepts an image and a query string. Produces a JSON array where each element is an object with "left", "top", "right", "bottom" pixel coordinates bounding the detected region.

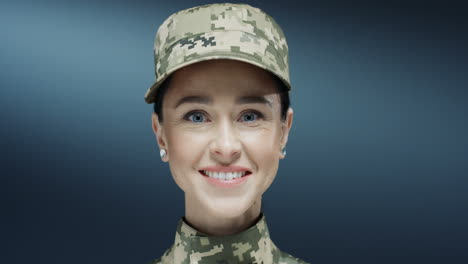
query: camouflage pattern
[
  {"left": 148, "top": 213, "right": 309, "bottom": 264},
  {"left": 144, "top": 3, "right": 290, "bottom": 103}
]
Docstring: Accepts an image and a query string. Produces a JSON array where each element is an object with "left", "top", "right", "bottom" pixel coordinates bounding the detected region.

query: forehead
[{"left": 164, "top": 59, "right": 280, "bottom": 101}]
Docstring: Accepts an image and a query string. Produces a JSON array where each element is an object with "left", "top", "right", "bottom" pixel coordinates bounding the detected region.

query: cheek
[
  {"left": 242, "top": 127, "right": 280, "bottom": 189},
  {"left": 168, "top": 130, "right": 201, "bottom": 161},
  {"left": 240, "top": 127, "right": 281, "bottom": 153},
  {"left": 165, "top": 129, "right": 210, "bottom": 188},
  {"left": 241, "top": 129, "right": 281, "bottom": 193},
  {"left": 240, "top": 127, "right": 281, "bottom": 169}
]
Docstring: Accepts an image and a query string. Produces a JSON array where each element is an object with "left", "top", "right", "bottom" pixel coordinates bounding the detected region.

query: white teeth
[{"left": 203, "top": 170, "right": 246, "bottom": 180}]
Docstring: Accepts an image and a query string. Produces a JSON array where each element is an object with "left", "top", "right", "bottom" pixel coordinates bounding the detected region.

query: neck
[{"left": 184, "top": 195, "right": 262, "bottom": 236}]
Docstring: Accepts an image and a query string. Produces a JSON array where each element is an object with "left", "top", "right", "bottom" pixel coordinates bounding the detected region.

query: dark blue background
[{"left": 2, "top": 0, "right": 467, "bottom": 263}]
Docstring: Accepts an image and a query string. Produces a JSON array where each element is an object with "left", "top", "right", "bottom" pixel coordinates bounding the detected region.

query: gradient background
[{"left": 2, "top": 0, "right": 468, "bottom": 263}]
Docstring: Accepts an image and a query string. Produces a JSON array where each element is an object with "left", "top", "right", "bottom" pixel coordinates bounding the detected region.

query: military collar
[{"left": 167, "top": 212, "right": 276, "bottom": 263}]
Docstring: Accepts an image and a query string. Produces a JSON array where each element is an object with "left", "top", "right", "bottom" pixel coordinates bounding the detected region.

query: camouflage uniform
[{"left": 148, "top": 213, "right": 309, "bottom": 264}]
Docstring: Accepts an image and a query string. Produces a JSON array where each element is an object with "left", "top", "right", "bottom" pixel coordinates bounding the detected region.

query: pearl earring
[
  {"left": 281, "top": 146, "right": 286, "bottom": 157},
  {"left": 160, "top": 149, "right": 167, "bottom": 159}
]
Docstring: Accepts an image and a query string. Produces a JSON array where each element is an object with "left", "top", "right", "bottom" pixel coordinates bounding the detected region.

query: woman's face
[{"left": 152, "top": 59, "right": 293, "bottom": 219}]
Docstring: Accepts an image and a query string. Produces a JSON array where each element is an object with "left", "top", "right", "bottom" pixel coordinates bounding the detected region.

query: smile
[
  {"left": 198, "top": 170, "right": 252, "bottom": 188},
  {"left": 199, "top": 170, "right": 251, "bottom": 180}
]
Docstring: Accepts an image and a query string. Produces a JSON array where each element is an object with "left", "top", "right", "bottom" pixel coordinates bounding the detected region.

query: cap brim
[{"left": 144, "top": 55, "right": 291, "bottom": 104}]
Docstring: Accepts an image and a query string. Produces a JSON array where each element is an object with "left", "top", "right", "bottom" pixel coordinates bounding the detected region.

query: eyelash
[{"left": 183, "top": 110, "right": 264, "bottom": 123}]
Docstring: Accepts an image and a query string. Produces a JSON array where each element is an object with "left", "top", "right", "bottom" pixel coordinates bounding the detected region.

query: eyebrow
[
  {"left": 237, "top": 96, "right": 272, "bottom": 108},
  {"left": 174, "top": 96, "right": 212, "bottom": 108},
  {"left": 174, "top": 95, "right": 272, "bottom": 108}
]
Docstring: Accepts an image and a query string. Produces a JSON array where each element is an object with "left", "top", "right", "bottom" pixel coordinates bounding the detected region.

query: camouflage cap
[{"left": 144, "top": 3, "right": 290, "bottom": 103}]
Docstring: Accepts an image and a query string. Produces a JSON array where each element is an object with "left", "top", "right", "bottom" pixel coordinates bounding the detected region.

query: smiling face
[{"left": 151, "top": 59, "right": 293, "bottom": 220}]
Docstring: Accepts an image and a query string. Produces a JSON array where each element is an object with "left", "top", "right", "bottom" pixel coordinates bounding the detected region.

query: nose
[{"left": 209, "top": 119, "right": 241, "bottom": 163}]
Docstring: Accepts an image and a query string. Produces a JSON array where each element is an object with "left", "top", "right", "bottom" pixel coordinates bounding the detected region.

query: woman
[{"left": 144, "top": 3, "right": 307, "bottom": 264}]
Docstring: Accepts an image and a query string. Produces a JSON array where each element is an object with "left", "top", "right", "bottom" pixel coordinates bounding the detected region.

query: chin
[{"left": 204, "top": 196, "right": 256, "bottom": 219}]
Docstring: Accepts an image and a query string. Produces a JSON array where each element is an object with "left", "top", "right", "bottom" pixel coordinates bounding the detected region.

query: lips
[
  {"left": 199, "top": 165, "right": 252, "bottom": 173},
  {"left": 198, "top": 170, "right": 252, "bottom": 177},
  {"left": 199, "top": 169, "right": 252, "bottom": 188}
]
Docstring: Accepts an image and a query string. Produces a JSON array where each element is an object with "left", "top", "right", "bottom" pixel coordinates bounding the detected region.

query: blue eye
[
  {"left": 241, "top": 111, "right": 262, "bottom": 123},
  {"left": 184, "top": 111, "right": 263, "bottom": 123},
  {"left": 186, "top": 112, "right": 207, "bottom": 123}
]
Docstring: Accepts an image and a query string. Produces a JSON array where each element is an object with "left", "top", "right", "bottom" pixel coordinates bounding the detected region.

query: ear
[
  {"left": 151, "top": 112, "right": 169, "bottom": 162},
  {"left": 279, "top": 107, "right": 294, "bottom": 159}
]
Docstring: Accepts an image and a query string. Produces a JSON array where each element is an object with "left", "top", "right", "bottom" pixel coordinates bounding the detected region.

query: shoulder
[
  {"left": 146, "top": 258, "right": 161, "bottom": 264},
  {"left": 276, "top": 250, "right": 310, "bottom": 264},
  {"left": 272, "top": 241, "right": 310, "bottom": 264},
  {"left": 146, "top": 246, "right": 173, "bottom": 264}
]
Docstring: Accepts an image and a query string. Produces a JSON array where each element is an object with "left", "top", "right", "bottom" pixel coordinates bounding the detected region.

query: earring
[
  {"left": 280, "top": 146, "right": 286, "bottom": 157},
  {"left": 160, "top": 149, "right": 167, "bottom": 160}
]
